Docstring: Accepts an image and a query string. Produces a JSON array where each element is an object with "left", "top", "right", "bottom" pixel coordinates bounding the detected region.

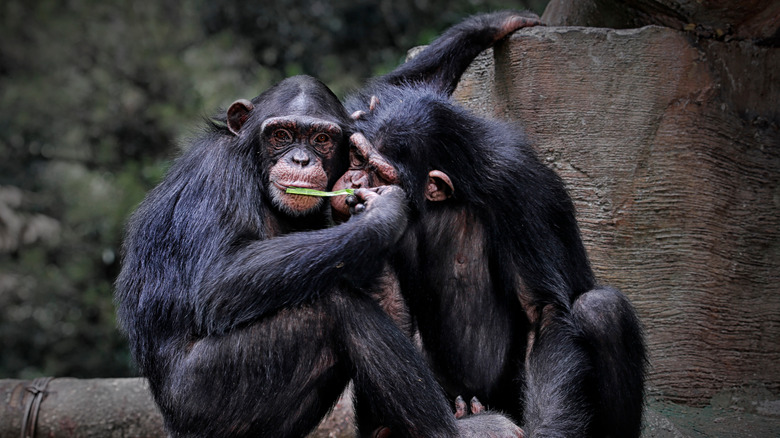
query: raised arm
[{"left": 377, "top": 11, "right": 541, "bottom": 95}]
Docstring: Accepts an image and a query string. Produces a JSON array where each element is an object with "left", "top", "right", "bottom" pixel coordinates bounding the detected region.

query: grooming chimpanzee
[
  {"left": 332, "top": 14, "right": 647, "bottom": 438},
  {"left": 115, "top": 75, "right": 523, "bottom": 437}
]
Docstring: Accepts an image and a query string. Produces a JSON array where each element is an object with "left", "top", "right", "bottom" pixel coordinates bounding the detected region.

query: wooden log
[
  {"left": 0, "top": 378, "right": 354, "bottom": 437},
  {"left": 454, "top": 25, "right": 780, "bottom": 404},
  {"left": 3, "top": 378, "right": 775, "bottom": 437},
  {"left": 0, "top": 378, "right": 165, "bottom": 437}
]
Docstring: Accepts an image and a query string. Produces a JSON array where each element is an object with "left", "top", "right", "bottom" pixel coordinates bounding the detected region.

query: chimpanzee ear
[
  {"left": 425, "top": 170, "right": 454, "bottom": 202},
  {"left": 227, "top": 99, "right": 255, "bottom": 135}
]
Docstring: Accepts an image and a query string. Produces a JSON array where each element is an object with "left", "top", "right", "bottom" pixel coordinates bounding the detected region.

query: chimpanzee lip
[{"left": 274, "top": 181, "right": 319, "bottom": 191}]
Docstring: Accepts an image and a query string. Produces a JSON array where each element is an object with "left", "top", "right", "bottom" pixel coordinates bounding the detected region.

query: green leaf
[{"left": 285, "top": 187, "right": 355, "bottom": 197}]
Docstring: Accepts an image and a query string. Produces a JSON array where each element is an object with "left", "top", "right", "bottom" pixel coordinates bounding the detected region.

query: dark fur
[
  {"left": 115, "top": 76, "right": 486, "bottom": 437},
  {"left": 337, "top": 13, "right": 647, "bottom": 438}
]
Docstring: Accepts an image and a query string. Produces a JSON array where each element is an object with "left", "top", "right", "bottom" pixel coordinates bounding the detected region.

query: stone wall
[{"left": 453, "top": 25, "right": 779, "bottom": 403}]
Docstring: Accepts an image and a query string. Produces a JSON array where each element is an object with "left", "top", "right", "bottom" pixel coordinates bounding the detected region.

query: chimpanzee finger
[
  {"left": 372, "top": 185, "right": 405, "bottom": 198},
  {"left": 344, "top": 194, "right": 366, "bottom": 216},
  {"left": 373, "top": 185, "right": 392, "bottom": 196},
  {"left": 353, "top": 188, "right": 381, "bottom": 204},
  {"left": 345, "top": 190, "right": 378, "bottom": 216},
  {"left": 470, "top": 397, "right": 485, "bottom": 414},
  {"left": 455, "top": 395, "right": 468, "bottom": 419},
  {"left": 350, "top": 203, "right": 367, "bottom": 215}
]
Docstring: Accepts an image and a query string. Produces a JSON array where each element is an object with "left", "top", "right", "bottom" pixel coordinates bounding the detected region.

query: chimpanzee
[
  {"left": 331, "top": 13, "right": 647, "bottom": 438},
  {"left": 114, "top": 75, "right": 523, "bottom": 437}
]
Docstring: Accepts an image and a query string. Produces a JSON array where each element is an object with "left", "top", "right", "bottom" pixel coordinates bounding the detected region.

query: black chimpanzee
[
  {"left": 114, "top": 74, "right": 524, "bottom": 437},
  {"left": 331, "top": 13, "right": 647, "bottom": 438}
]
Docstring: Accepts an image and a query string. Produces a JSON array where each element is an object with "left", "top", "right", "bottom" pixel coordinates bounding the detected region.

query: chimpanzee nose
[{"left": 292, "top": 150, "right": 310, "bottom": 166}]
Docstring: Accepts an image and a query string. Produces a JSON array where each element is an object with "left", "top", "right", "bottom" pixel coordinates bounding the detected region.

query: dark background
[{"left": 0, "top": 0, "right": 548, "bottom": 379}]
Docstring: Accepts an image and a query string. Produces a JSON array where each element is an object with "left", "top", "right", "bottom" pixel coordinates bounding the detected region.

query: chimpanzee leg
[
  {"left": 522, "top": 286, "right": 645, "bottom": 438},
  {"left": 341, "top": 291, "right": 524, "bottom": 438},
  {"left": 158, "top": 300, "right": 350, "bottom": 438},
  {"left": 571, "top": 286, "right": 646, "bottom": 438},
  {"left": 156, "top": 287, "right": 519, "bottom": 438},
  {"left": 334, "top": 291, "right": 459, "bottom": 438}
]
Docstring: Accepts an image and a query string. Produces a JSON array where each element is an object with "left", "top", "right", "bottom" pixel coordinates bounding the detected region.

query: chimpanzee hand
[
  {"left": 342, "top": 185, "right": 409, "bottom": 246},
  {"left": 345, "top": 186, "right": 404, "bottom": 216}
]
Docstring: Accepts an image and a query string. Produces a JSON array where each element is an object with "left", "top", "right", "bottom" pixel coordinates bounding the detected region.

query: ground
[{"left": 643, "top": 387, "right": 780, "bottom": 437}]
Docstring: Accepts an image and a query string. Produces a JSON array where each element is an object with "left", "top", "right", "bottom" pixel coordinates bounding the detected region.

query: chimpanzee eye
[
  {"left": 349, "top": 149, "right": 366, "bottom": 168},
  {"left": 313, "top": 133, "right": 330, "bottom": 143},
  {"left": 273, "top": 129, "right": 292, "bottom": 143}
]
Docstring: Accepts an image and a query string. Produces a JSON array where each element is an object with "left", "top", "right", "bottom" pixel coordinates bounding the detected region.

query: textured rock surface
[
  {"left": 454, "top": 25, "right": 779, "bottom": 404},
  {"left": 542, "top": 0, "right": 780, "bottom": 43}
]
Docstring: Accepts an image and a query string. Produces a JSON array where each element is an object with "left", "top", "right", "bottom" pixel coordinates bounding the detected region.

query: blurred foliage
[{"left": 0, "top": 0, "right": 548, "bottom": 378}]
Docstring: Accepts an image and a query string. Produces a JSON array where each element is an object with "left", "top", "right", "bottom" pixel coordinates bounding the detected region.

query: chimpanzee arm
[
  {"left": 195, "top": 187, "right": 407, "bottom": 335},
  {"left": 379, "top": 11, "right": 541, "bottom": 95}
]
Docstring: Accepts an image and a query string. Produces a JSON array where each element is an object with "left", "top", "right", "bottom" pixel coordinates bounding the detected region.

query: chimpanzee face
[
  {"left": 330, "top": 133, "right": 399, "bottom": 222},
  {"left": 227, "top": 98, "right": 344, "bottom": 217},
  {"left": 261, "top": 116, "right": 342, "bottom": 216},
  {"left": 330, "top": 132, "right": 454, "bottom": 222}
]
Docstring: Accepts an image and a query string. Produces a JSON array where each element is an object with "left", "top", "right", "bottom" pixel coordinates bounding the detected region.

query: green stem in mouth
[{"left": 285, "top": 187, "right": 356, "bottom": 197}]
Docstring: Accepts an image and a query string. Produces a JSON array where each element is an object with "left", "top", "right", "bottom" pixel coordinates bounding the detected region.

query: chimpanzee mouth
[{"left": 274, "top": 181, "right": 319, "bottom": 192}]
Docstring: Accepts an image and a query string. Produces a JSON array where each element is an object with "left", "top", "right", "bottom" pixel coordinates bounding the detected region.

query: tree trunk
[{"left": 1, "top": 378, "right": 164, "bottom": 437}]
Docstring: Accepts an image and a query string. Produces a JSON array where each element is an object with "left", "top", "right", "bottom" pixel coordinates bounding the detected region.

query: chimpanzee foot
[
  {"left": 454, "top": 396, "right": 525, "bottom": 437},
  {"left": 454, "top": 395, "right": 487, "bottom": 417},
  {"left": 455, "top": 395, "right": 468, "bottom": 419},
  {"left": 469, "top": 397, "right": 485, "bottom": 414}
]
